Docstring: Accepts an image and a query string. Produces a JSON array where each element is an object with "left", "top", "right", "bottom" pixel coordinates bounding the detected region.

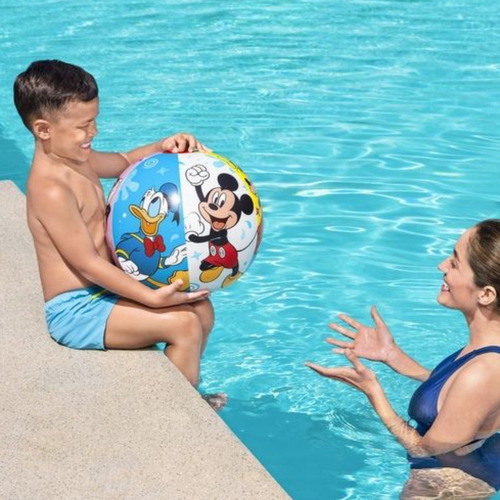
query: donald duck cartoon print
[{"left": 114, "top": 183, "right": 188, "bottom": 286}]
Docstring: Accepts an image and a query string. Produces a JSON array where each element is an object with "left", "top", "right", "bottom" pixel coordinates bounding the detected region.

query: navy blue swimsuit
[{"left": 407, "top": 346, "right": 500, "bottom": 490}]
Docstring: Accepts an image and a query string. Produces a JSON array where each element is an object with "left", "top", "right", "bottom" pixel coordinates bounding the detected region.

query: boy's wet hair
[{"left": 13, "top": 60, "right": 98, "bottom": 131}]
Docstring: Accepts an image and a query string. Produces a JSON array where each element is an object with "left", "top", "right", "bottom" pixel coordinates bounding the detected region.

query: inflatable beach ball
[{"left": 106, "top": 152, "right": 263, "bottom": 292}]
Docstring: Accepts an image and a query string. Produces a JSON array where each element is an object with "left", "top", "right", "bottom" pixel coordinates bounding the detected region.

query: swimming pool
[{"left": 2, "top": 0, "right": 500, "bottom": 497}]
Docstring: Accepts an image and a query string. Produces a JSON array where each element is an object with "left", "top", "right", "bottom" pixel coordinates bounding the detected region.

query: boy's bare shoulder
[{"left": 27, "top": 162, "right": 76, "bottom": 216}]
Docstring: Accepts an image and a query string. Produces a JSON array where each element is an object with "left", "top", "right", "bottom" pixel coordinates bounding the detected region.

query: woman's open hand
[
  {"left": 305, "top": 350, "right": 380, "bottom": 398},
  {"left": 327, "top": 305, "right": 396, "bottom": 364}
]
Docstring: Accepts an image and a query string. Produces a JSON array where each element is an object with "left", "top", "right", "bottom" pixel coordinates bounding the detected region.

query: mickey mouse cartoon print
[
  {"left": 107, "top": 151, "right": 262, "bottom": 293},
  {"left": 185, "top": 164, "right": 254, "bottom": 288}
]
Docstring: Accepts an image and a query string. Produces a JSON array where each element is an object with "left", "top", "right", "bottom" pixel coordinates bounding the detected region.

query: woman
[{"left": 306, "top": 220, "right": 500, "bottom": 498}]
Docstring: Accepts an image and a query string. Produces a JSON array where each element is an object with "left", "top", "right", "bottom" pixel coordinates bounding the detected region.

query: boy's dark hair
[{"left": 13, "top": 60, "right": 98, "bottom": 131}]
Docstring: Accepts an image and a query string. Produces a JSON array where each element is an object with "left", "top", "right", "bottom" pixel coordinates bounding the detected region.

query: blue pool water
[{"left": 2, "top": 1, "right": 500, "bottom": 498}]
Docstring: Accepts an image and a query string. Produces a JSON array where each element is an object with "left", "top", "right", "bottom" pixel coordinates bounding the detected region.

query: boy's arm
[
  {"left": 35, "top": 180, "right": 208, "bottom": 307},
  {"left": 89, "top": 151, "right": 129, "bottom": 179},
  {"left": 90, "top": 133, "right": 208, "bottom": 178}
]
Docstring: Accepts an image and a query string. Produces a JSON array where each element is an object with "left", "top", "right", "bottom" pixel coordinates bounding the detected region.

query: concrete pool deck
[{"left": 0, "top": 180, "right": 289, "bottom": 499}]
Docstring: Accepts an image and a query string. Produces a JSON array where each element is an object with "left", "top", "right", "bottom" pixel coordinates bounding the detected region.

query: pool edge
[{"left": 0, "top": 180, "right": 289, "bottom": 499}]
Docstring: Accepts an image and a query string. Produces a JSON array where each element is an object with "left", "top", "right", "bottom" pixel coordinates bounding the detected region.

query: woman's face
[{"left": 437, "top": 228, "right": 480, "bottom": 314}]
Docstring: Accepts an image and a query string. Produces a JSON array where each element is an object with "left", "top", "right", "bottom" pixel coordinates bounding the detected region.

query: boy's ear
[
  {"left": 478, "top": 285, "right": 497, "bottom": 307},
  {"left": 32, "top": 119, "right": 51, "bottom": 140}
]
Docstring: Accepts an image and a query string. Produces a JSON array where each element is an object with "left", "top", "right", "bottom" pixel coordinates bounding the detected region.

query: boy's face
[{"left": 43, "top": 98, "right": 99, "bottom": 165}]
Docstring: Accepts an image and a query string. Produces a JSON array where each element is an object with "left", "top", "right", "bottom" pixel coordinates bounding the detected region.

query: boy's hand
[
  {"left": 161, "top": 133, "right": 210, "bottom": 154},
  {"left": 150, "top": 279, "right": 210, "bottom": 308}
]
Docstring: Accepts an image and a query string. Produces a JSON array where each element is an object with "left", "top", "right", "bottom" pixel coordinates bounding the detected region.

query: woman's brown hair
[{"left": 468, "top": 219, "right": 500, "bottom": 311}]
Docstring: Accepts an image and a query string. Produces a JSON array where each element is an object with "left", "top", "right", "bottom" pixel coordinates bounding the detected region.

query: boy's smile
[{"left": 43, "top": 97, "right": 99, "bottom": 165}]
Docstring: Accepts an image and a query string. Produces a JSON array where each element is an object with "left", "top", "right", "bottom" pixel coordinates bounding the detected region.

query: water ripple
[{"left": 2, "top": 0, "right": 500, "bottom": 498}]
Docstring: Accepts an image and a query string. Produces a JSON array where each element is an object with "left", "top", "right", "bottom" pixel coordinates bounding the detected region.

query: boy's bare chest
[{"left": 74, "top": 174, "right": 106, "bottom": 226}]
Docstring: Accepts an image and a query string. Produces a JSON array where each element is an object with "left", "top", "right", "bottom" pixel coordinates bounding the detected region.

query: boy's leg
[
  {"left": 189, "top": 298, "right": 227, "bottom": 409},
  {"left": 104, "top": 299, "right": 204, "bottom": 386},
  {"left": 190, "top": 298, "right": 215, "bottom": 354}
]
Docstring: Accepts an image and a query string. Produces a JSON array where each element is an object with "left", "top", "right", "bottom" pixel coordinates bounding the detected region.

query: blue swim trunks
[{"left": 44, "top": 286, "right": 120, "bottom": 350}]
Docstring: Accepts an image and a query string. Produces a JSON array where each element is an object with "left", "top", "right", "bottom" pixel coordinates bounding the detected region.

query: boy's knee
[
  {"left": 175, "top": 311, "right": 203, "bottom": 347},
  {"left": 195, "top": 299, "right": 215, "bottom": 335}
]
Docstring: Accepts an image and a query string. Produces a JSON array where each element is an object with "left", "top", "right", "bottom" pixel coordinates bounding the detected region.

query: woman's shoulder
[{"left": 453, "top": 349, "right": 500, "bottom": 389}]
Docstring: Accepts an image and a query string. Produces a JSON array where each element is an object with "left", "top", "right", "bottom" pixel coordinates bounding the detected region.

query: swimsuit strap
[
  {"left": 444, "top": 345, "right": 500, "bottom": 379},
  {"left": 453, "top": 345, "right": 500, "bottom": 364},
  {"left": 408, "top": 345, "right": 500, "bottom": 439}
]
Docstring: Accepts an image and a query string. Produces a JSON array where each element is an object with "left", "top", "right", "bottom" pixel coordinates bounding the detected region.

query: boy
[{"left": 14, "top": 60, "right": 224, "bottom": 406}]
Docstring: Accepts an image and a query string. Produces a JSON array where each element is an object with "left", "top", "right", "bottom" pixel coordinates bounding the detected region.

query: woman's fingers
[
  {"left": 305, "top": 362, "right": 361, "bottom": 387},
  {"left": 304, "top": 362, "right": 350, "bottom": 378},
  {"left": 328, "top": 322, "right": 356, "bottom": 339},
  {"left": 337, "top": 313, "right": 363, "bottom": 331},
  {"left": 345, "top": 349, "right": 365, "bottom": 371},
  {"left": 370, "top": 305, "right": 385, "bottom": 327},
  {"left": 326, "top": 337, "right": 354, "bottom": 349},
  {"left": 304, "top": 362, "right": 330, "bottom": 377}
]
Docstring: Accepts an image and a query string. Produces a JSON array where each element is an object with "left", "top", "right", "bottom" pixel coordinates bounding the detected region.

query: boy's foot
[{"left": 201, "top": 392, "right": 228, "bottom": 411}]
